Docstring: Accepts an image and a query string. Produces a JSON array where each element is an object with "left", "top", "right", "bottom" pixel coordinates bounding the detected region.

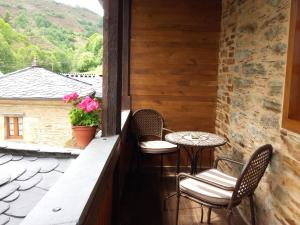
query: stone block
[
  {"left": 231, "top": 133, "right": 245, "bottom": 147},
  {"left": 267, "top": 0, "right": 282, "bottom": 7},
  {"left": 263, "top": 99, "right": 282, "bottom": 112},
  {"left": 271, "top": 42, "right": 287, "bottom": 55},
  {"left": 231, "top": 95, "right": 245, "bottom": 110},
  {"left": 268, "top": 81, "right": 283, "bottom": 96},
  {"left": 242, "top": 63, "right": 266, "bottom": 76},
  {"left": 238, "top": 23, "right": 258, "bottom": 33},
  {"left": 236, "top": 49, "right": 253, "bottom": 61},
  {"left": 232, "top": 77, "right": 254, "bottom": 89},
  {"left": 260, "top": 114, "right": 280, "bottom": 129},
  {"left": 264, "top": 26, "right": 282, "bottom": 41}
]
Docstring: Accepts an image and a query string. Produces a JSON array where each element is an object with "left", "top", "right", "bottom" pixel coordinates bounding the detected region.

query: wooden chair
[
  {"left": 132, "top": 109, "right": 179, "bottom": 176},
  {"left": 175, "top": 144, "right": 273, "bottom": 225}
]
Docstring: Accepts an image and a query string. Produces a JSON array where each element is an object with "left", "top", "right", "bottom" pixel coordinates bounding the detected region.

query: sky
[{"left": 54, "top": 0, "right": 103, "bottom": 16}]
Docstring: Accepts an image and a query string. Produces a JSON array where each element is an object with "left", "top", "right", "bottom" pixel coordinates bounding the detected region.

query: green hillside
[{"left": 0, "top": 0, "right": 103, "bottom": 74}]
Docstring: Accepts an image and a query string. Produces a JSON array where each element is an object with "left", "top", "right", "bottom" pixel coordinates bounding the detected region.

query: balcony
[{"left": 11, "top": 0, "right": 300, "bottom": 225}]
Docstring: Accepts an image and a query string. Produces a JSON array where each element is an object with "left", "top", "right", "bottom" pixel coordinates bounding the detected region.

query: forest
[{"left": 0, "top": 0, "right": 103, "bottom": 74}]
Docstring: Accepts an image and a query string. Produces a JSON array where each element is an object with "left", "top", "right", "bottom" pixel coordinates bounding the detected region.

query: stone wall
[
  {"left": 0, "top": 100, "right": 75, "bottom": 147},
  {"left": 216, "top": 0, "right": 300, "bottom": 224}
]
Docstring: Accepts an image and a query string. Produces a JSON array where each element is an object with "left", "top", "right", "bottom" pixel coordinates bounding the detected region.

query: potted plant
[{"left": 63, "top": 92, "right": 101, "bottom": 148}]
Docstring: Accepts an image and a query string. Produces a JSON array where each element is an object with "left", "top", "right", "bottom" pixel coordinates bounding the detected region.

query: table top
[{"left": 165, "top": 131, "right": 227, "bottom": 147}]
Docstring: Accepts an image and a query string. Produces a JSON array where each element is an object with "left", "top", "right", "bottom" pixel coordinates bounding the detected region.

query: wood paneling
[
  {"left": 283, "top": 0, "right": 300, "bottom": 133},
  {"left": 130, "top": 0, "right": 221, "bottom": 166}
]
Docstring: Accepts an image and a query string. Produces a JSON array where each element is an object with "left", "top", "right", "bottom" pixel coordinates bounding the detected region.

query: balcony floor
[{"left": 121, "top": 171, "right": 247, "bottom": 225}]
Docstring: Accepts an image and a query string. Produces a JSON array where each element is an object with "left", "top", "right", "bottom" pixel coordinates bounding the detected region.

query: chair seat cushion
[
  {"left": 139, "top": 141, "right": 177, "bottom": 154},
  {"left": 180, "top": 174, "right": 234, "bottom": 205},
  {"left": 196, "top": 169, "right": 237, "bottom": 191}
]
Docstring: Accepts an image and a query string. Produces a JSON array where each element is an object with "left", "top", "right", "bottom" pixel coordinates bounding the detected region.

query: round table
[{"left": 165, "top": 131, "right": 227, "bottom": 174}]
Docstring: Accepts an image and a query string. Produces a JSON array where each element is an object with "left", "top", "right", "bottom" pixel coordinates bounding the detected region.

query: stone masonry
[
  {"left": 216, "top": 0, "right": 300, "bottom": 224},
  {"left": 0, "top": 100, "right": 75, "bottom": 148}
]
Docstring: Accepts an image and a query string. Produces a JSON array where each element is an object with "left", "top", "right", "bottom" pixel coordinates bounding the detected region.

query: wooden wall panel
[
  {"left": 130, "top": 0, "right": 221, "bottom": 131},
  {"left": 130, "top": 0, "right": 221, "bottom": 167}
]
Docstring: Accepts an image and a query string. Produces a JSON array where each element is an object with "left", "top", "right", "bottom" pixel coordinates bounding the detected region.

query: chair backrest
[
  {"left": 132, "top": 109, "right": 164, "bottom": 140},
  {"left": 231, "top": 144, "right": 273, "bottom": 204}
]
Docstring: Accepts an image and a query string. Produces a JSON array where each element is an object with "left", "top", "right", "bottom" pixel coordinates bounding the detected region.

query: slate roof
[
  {"left": 0, "top": 67, "right": 97, "bottom": 100},
  {"left": 0, "top": 142, "right": 78, "bottom": 225},
  {"left": 60, "top": 73, "right": 102, "bottom": 97}
]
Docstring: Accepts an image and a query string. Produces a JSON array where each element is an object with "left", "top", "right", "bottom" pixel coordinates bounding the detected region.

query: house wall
[
  {"left": 130, "top": 0, "right": 222, "bottom": 167},
  {"left": 0, "top": 100, "right": 75, "bottom": 147},
  {"left": 216, "top": 0, "right": 300, "bottom": 224}
]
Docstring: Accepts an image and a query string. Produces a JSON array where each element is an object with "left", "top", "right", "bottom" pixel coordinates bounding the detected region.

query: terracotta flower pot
[{"left": 72, "top": 126, "right": 97, "bottom": 149}]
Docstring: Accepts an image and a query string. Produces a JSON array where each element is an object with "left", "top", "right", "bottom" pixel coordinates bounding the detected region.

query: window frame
[
  {"left": 5, "top": 116, "right": 23, "bottom": 139},
  {"left": 282, "top": 0, "right": 300, "bottom": 134}
]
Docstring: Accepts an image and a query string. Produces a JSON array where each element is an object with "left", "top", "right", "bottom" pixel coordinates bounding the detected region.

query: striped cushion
[
  {"left": 196, "top": 169, "right": 237, "bottom": 191},
  {"left": 180, "top": 176, "right": 233, "bottom": 205},
  {"left": 139, "top": 141, "right": 177, "bottom": 154}
]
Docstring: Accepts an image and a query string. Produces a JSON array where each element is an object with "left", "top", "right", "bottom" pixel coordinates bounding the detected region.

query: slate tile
[
  {"left": 4, "top": 187, "right": 46, "bottom": 218},
  {"left": 11, "top": 156, "right": 23, "bottom": 162},
  {"left": 0, "top": 214, "right": 9, "bottom": 225},
  {"left": 36, "top": 171, "right": 62, "bottom": 190},
  {"left": 0, "top": 171, "right": 10, "bottom": 187},
  {"left": 33, "top": 158, "right": 59, "bottom": 173},
  {"left": 22, "top": 157, "right": 37, "bottom": 162},
  {"left": 0, "top": 156, "right": 12, "bottom": 166},
  {"left": 0, "top": 184, "right": 20, "bottom": 200},
  {"left": 55, "top": 158, "right": 75, "bottom": 173},
  {"left": 0, "top": 148, "right": 76, "bottom": 225},
  {"left": 2, "top": 192, "right": 20, "bottom": 203},
  {"left": 13, "top": 174, "right": 42, "bottom": 191},
  {"left": 0, "top": 164, "right": 26, "bottom": 181},
  {"left": 0, "top": 202, "right": 9, "bottom": 214},
  {"left": 16, "top": 165, "right": 40, "bottom": 181},
  {"left": 4, "top": 216, "right": 21, "bottom": 225}
]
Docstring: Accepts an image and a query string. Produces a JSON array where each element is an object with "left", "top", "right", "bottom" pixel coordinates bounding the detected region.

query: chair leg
[
  {"left": 160, "top": 154, "right": 164, "bottom": 176},
  {"left": 226, "top": 210, "right": 233, "bottom": 225},
  {"left": 176, "top": 195, "right": 181, "bottom": 225},
  {"left": 207, "top": 207, "right": 212, "bottom": 224},
  {"left": 200, "top": 205, "right": 204, "bottom": 223},
  {"left": 249, "top": 194, "right": 256, "bottom": 225}
]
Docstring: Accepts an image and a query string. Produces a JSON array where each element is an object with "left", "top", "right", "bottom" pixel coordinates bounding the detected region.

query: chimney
[{"left": 32, "top": 57, "right": 37, "bottom": 67}]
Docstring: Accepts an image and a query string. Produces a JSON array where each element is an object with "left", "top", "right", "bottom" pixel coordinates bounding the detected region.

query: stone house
[{"left": 0, "top": 66, "right": 101, "bottom": 147}]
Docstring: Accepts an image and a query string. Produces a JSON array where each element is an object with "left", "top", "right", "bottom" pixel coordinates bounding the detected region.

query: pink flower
[
  {"left": 86, "top": 100, "right": 99, "bottom": 112},
  {"left": 79, "top": 96, "right": 100, "bottom": 112},
  {"left": 63, "top": 92, "right": 79, "bottom": 103}
]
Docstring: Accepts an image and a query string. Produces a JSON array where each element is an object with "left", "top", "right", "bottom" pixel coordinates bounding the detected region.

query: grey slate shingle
[
  {"left": 0, "top": 67, "right": 98, "bottom": 99},
  {"left": 0, "top": 142, "right": 76, "bottom": 225}
]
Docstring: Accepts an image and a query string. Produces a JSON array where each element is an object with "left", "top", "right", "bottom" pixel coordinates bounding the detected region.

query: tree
[
  {"left": 0, "top": 34, "right": 17, "bottom": 73},
  {"left": 34, "top": 14, "right": 51, "bottom": 28},
  {"left": 86, "top": 33, "right": 103, "bottom": 55},
  {"left": 76, "top": 52, "right": 97, "bottom": 72},
  {"left": 15, "top": 12, "right": 29, "bottom": 29},
  {"left": 4, "top": 12, "right": 11, "bottom": 24}
]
